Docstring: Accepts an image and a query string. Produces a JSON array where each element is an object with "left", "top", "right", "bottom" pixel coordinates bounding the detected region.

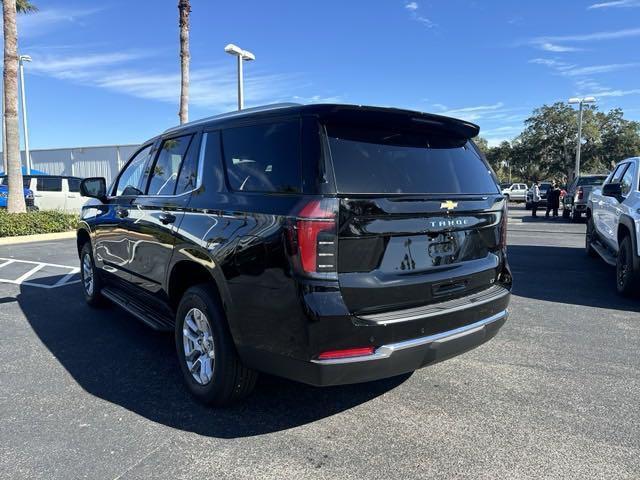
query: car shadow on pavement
[
  {"left": 519, "top": 216, "right": 585, "bottom": 224},
  {"left": 508, "top": 244, "right": 640, "bottom": 312},
  {"left": 17, "top": 282, "right": 408, "bottom": 438}
]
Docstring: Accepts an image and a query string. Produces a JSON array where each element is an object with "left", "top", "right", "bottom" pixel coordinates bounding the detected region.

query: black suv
[{"left": 77, "top": 103, "right": 512, "bottom": 405}]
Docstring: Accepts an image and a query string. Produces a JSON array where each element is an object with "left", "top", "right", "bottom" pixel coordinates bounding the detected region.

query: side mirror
[
  {"left": 80, "top": 177, "right": 107, "bottom": 201},
  {"left": 602, "top": 182, "right": 622, "bottom": 199}
]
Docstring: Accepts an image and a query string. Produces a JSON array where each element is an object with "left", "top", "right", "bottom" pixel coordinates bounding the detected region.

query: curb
[{"left": 0, "top": 230, "right": 76, "bottom": 246}]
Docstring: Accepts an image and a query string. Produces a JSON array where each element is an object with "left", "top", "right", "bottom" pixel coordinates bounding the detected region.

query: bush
[{"left": 0, "top": 210, "right": 79, "bottom": 237}]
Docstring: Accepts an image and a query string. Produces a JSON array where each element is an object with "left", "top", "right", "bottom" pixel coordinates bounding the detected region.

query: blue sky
[{"left": 14, "top": 0, "right": 640, "bottom": 149}]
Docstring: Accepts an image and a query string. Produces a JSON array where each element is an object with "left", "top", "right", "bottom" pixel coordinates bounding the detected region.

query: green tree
[{"left": 2, "top": 0, "right": 37, "bottom": 213}]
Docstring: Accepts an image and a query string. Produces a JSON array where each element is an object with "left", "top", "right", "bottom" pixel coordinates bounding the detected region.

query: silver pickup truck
[{"left": 562, "top": 174, "right": 608, "bottom": 221}]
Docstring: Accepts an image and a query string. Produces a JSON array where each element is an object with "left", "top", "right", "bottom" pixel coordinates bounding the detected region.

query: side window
[
  {"left": 221, "top": 121, "right": 301, "bottom": 193},
  {"left": 610, "top": 164, "right": 628, "bottom": 184},
  {"left": 147, "top": 135, "right": 193, "bottom": 196},
  {"left": 621, "top": 163, "right": 635, "bottom": 196},
  {"left": 115, "top": 144, "right": 153, "bottom": 196},
  {"left": 67, "top": 178, "right": 81, "bottom": 193},
  {"left": 37, "top": 177, "right": 62, "bottom": 192},
  {"left": 175, "top": 135, "right": 201, "bottom": 194}
]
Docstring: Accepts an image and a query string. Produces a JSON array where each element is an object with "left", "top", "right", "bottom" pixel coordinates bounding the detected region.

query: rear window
[
  {"left": 577, "top": 176, "right": 606, "bottom": 186},
  {"left": 325, "top": 125, "right": 498, "bottom": 195}
]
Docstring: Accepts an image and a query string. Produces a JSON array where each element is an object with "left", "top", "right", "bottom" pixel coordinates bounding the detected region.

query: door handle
[
  {"left": 159, "top": 212, "right": 176, "bottom": 225},
  {"left": 115, "top": 208, "right": 128, "bottom": 218}
]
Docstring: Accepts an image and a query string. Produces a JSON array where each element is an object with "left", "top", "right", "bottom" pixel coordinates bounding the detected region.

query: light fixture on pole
[
  {"left": 19, "top": 54, "right": 32, "bottom": 175},
  {"left": 568, "top": 96, "right": 596, "bottom": 180},
  {"left": 224, "top": 44, "right": 255, "bottom": 110}
]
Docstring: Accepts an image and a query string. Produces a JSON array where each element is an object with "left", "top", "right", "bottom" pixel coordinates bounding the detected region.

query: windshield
[
  {"left": 577, "top": 176, "right": 607, "bottom": 186},
  {"left": 325, "top": 124, "right": 499, "bottom": 195}
]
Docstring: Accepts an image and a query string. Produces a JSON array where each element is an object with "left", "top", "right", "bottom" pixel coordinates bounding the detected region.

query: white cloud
[
  {"left": 404, "top": 2, "right": 436, "bottom": 28},
  {"left": 18, "top": 8, "right": 103, "bottom": 39},
  {"left": 436, "top": 102, "right": 505, "bottom": 121},
  {"left": 588, "top": 0, "right": 640, "bottom": 9},
  {"left": 560, "top": 62, "right": 640, "bottom": 76},
  {"left": 539, "top": 42, "right": 581, "bottom": 52},
  {"left": 533, "top": 27, "right": 640, "bottom": 44},
  {"left": 529, "top": 58, "right": 640, "bottom": 77},
  {"left": 583, "top": 88, "right": 640, "bottom": 97},
  {"left": 27, "top": 50, "right": 331, "bottom": 112}
]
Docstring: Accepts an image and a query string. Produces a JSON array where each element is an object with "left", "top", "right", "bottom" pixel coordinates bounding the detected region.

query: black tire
[
  {"left": 585, "top": 215, "right": 597, "bottom": 258},
  {"left": 562, "top": 207, "right": 570, "bottom": 219},
  {"left": 80, "top": 242, "right": 105, "bottom": 307},
  {"left": 572, "top": 210, "right": 581, "bottom": 222},
  {"left": 616, "top": 235, "right": 640, "bottom": 297},
  {"left": 525, "top": 202, "right": 532, "bottom": 210},
  {"left": 175, "top": 285, "right": 257, "bottom": 406}
]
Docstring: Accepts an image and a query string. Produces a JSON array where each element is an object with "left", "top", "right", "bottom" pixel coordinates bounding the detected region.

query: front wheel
[
  {"left": 616, "top": 236, "right": 640, "bottom": 297},
  {"left": 80, "top": 242, "right": 105, "bottom": 307},
  {"left": 175, "top": 285, "right": 257, "bottom": 406}
]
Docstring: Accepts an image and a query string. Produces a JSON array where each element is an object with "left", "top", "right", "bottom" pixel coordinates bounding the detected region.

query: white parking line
[{"left": 0, "top": 257, "right": 80, "bottom": 289}]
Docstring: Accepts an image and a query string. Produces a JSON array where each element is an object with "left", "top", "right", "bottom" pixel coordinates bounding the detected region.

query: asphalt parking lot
[{"left": 1, "top": 205, "right": 639, "bottom": 479}]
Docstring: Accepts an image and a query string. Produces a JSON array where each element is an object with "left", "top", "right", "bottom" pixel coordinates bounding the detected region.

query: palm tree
[
  {"left": 3, "top": 0, "right": 37, "bottom": 213},
  {"left": 178, "top": 0, "right": 190, "bottom": 124}
]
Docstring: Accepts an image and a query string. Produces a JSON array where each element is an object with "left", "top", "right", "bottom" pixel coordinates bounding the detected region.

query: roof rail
[{"left": 164, "top": 102, "right": 302, "bottom": 134}]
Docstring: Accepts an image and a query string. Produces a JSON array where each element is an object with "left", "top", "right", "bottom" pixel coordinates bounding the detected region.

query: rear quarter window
[
  {"left": 325, "top": 125, "right": 498, "bottom": 195},
  {"left": 221, "top": 121, "right": 301, "bottom": 193}
]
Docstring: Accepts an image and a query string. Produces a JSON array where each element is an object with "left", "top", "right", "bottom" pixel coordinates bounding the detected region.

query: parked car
[
  {"left": 76, "top": 103, "right": 512, "bottom": 406},
  {"left": 0, "top": 175, "right": 88, "bottom": 213},
  {"left": 525, "top": 182, "right": 552, "bottom": 209},
  {"left": 562, "top": 174, "right": 608, "bottom": 221},
  {"left": 586, "top": 157, "right": 640, "bottom": 296},
  {"left": 0, "top": 183, "right": 35, "bottom": 210},
  {"left": 502, "top": 183, "right": 528, "bottom": 202}
]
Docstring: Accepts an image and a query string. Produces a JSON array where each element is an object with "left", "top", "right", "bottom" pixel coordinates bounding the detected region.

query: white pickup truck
[
  {"left": 586, "top": 157, "right": 640, "bottom": 296},
  {"left": 501, "top": 183, "right": 528, "bottom": 202}
]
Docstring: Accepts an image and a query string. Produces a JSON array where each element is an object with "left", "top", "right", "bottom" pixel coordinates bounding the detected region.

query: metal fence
[{"left": 16, "top": 144, "right": 140, "bottom": 184}]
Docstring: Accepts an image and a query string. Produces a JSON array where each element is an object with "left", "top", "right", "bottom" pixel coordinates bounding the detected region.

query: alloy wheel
[{"left": 182, "top": 308, "right": 215, "bottom": 385}]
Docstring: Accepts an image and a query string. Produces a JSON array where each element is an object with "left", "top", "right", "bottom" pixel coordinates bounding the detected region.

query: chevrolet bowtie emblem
[{"left": 440, "top": 200, "right": 458, "bottom": 210}]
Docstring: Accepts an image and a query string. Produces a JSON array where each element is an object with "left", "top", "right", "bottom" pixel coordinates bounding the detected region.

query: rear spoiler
[{"left": 314, "top": 104, "right": 480, "bottom": 140}]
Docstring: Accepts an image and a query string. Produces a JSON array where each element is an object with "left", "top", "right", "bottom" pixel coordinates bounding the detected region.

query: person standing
[
  {"left": 531, "top": 182, "right": 541, "bottom": 217},
  {"left": 545, "top": 182, "right": 561, "bottom": 218}
]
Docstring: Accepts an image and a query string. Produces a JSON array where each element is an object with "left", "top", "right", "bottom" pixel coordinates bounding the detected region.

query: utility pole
[{"left": 568, "top": 96, "right": 596, "bottom": 180}]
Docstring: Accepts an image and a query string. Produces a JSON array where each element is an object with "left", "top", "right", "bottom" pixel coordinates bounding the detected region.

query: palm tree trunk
[
  {"left": 178, "top": 0, "right": 190, "bottom": 124},
  {"left": 3, "top": 0, "right": 25, "bottom": 213}
]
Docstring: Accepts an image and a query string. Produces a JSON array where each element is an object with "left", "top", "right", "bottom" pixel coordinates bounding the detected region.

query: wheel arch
[
  {"left": 618, "top": 215, "right": 640, "bottom": 269},
  {"left": 76, "top": 227, "right": 91, "bottom": 257},
  {"left": 166, "top": 255, "right": 241, "bottom": 344}
]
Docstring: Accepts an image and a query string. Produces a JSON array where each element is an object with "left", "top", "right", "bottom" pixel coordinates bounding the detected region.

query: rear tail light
[
  {"left": 318, "top": 346, "right": 375, "bottom": 360},
  {"left": 576, "top": 187, "right": 584, "bottom": 201},
  {"left": 296, "top": 198, "right": 338, "bottom": 274}
]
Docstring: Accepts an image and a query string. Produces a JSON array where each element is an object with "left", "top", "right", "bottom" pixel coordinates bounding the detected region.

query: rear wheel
[
  {"left": 572, "top": 210, "right": 581, "bottom": 222},
  {"left": 616, "top": 235, "right": 640, "bottom": 297},
  {"left": 175, "top": 285, "right": 257, "bottom": 406},
  {"left": 80, "top": 242, "right": 105, "bottom": 307},
  {"left": 585, "top": 215, "right": 597, "bottom": 258}
]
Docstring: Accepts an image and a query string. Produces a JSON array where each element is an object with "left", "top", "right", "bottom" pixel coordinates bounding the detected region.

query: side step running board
[
  {"left": 102, "top": 287, "right": 174, "bottom": 331},
  {"left": 592, "top": 241, "right": 617, "bottom": 267}
]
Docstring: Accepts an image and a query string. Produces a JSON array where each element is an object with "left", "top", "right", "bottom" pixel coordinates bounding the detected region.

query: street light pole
[
  {"left": 224, "top": 44, "right": 255, "bottom": 110},
  {"left": 19, "top": 55, "right": 32, "bottom": 175},
  {"left": 568, "top": 96, "right": 596, "bottom": 180}
]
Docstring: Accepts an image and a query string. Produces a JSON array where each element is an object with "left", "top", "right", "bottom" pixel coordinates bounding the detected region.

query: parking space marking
[{"left": 0, "top": 257, "right": 80, "bottom": 289}]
